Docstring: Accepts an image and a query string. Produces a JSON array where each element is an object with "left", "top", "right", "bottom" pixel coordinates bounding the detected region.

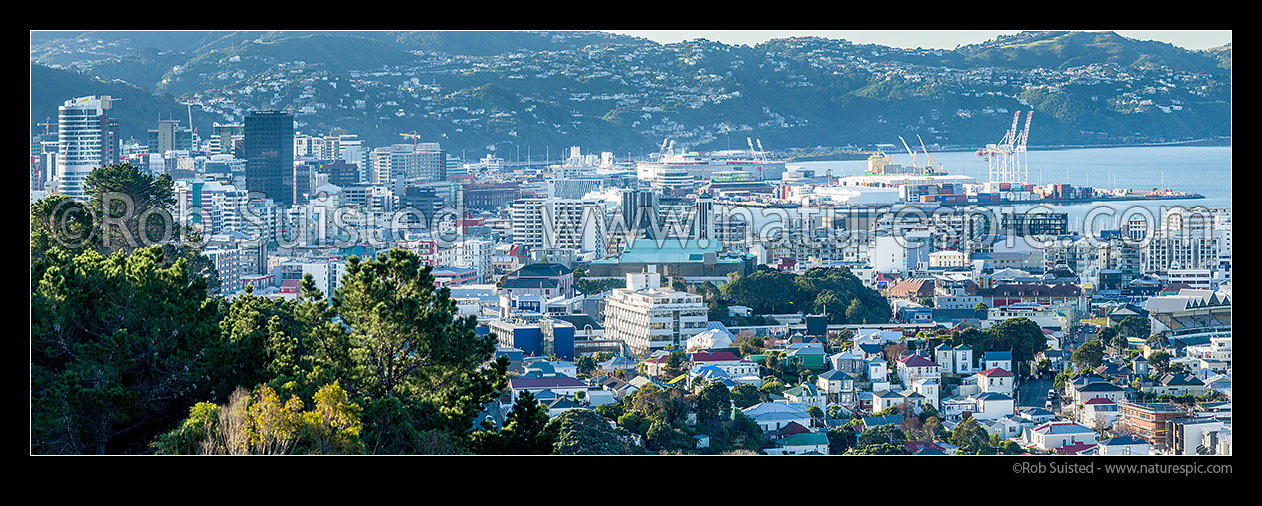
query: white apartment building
[
  {"left": 280, "top": 259, "right": 348, "bottom": 299},
  {"left": 1144, "top": 235, "right": 1220, "bottom": 273},
  {"left": 455, "top": 238, "right": 496, "bottom": 283},
  {"left": 53, "top": 95, "right": 113, "bottom": 200},
  {"left": 204, "top": 247, "right": 243, "bottom": 294},
  {"left": 371, "top": 143, "right": 445, "bottom": 185},
  {"left": 869, "top": 229, "right": 932, "bottom": 274},
  {"left": 174, "top": 180, "right": 251, "bottom": 236},
  {"left": 928, "top": 250, "right": 968, "bottom": 268},
  {"left": 602, "top": 273, "right": 708, "bottom": 356},
  {"left": 510, "top": 198, "right": 607, "bottom": 254},
  {"left": 1144, "top": 207, "right": 1229, "bottom": 274}
]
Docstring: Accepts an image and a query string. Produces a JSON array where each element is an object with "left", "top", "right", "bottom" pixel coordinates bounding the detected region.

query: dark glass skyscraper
[{"left": 244, "top": 111, "right": 294, "bottom": 207}]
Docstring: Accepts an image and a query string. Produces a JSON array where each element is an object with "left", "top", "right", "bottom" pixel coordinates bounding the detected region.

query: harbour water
[{"left": 790, "top": 145, "right": 1231, "bottom": 233}]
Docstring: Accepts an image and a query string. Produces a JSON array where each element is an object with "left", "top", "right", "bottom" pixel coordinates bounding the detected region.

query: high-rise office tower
[
  {"left": 101, "top": 117, "right": 121, "bottom": 167},
  {"left": 293, "top": 160, "right": 317, "bottom": 206},
  {"left": 244, "top": 111, "right": 295, "bottom": 207},
  {"left": 371, "top": 142, "right": 446, "bottom": 186},
  {"left": 621, "top": 188, "right": 657, "bottom": 231},
  {"left": 211, "top": 122, "right": 244, "bottom": 156},
  {"left": 147, "top": 119, "right": 193, "bottom": 155},
  {"left": 53, "top": 95, "right": 113, "bottom": 200}
]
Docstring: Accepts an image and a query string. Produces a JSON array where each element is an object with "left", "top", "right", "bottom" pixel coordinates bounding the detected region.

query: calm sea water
[{"left": 790, "top": 145, "right": 1232, "bottom": 232}]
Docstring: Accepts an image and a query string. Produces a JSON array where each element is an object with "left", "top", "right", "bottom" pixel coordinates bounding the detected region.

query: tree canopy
[{"left": 719, "top": 266, "right": 891, "bottom": 323}]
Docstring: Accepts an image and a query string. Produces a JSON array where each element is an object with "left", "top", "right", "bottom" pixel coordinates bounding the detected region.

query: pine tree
[{"left": 332, "top": 249, "right": 506, "bottom": 453}]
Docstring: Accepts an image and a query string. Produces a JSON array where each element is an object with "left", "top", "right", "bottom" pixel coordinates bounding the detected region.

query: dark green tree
[
  {"left": 548, "top": 409, "right": 638, "bottom": 455},
  {"left": 32, "top": 246, "right": 223, "bottom": 454},
  {"left": 848, "top": 442, "right": 909, "bottom": 455},
  {"left": 827, "top": 426, "right": 859, "bottom": 454},
  {"left": 730, "top": 383, "right": 763, "bottom": 409},
  {"left": 574, "top": 355, "right": 598, "bottom": 377},
  {"left": 1071, "top": 340, "right": 1106, "bottom": 369},
  {"left": 949, "top": 416, "right": 991, "bottom": 454},
  {"left": 646, "top": 420, "right": 693, "bottom": 452},
  {"left": 470, "top": 391, "right": 557, "bottom": 455},
  {"left": 1117, "top": 316, "right": 1151, "bottom": 339},
  {"left": 857, "top": 424, "right": 907, "bottom": 449},
  {"left": 695, "top": 380, "right": 732, "bottom": 426},
  {"left": 1147, "top": 350, "right": 1173, "bottom": 375},
  {"left": 332, "top": 249, "right": 506, "bottom": 453}
]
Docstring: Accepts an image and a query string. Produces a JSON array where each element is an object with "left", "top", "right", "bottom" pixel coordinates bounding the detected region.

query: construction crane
[
  {"left": 37, "top": 117, "right": 57, "bottom": 136},
  {"left": 399, "top": 130, "right": 422, "bottom": 149}
]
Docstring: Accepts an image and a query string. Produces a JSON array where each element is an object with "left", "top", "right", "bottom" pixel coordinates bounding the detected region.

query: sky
[{"left": 609, "top": 30, "right": 1231, "bottom": 51}]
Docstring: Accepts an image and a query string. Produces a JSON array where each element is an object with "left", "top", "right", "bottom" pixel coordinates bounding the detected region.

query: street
[{"left": 1016, "top": 377, "right": 1054, "bottom": 409}]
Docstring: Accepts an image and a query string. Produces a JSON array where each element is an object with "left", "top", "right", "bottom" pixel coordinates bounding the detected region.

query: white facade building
[
  {"left": 510, "top": 198, "right": 607, "bottom": 254},
  {"left": 54, "top": 95, "right": 113, "bottom": 200},
  {"left": 603, "top": 273, "right": 708, "bottom": 355}
]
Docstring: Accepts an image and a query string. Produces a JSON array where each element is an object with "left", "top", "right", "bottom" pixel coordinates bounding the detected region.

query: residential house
[
  {"left": 977, "top": 367, "right": 1015, "bottom": 395},
  {"left": 1072, "top": 381, "right": 1127, "bottom": 406},
  {"left": 1146, "top": 373, "right": 1206, "bottom": 397},
  {"left": 1097, "top": 435, "right": 1150, "bottom": 455},
  {"left": 1054, "top": 441, "right": 1098, "bottom": 455},
  {"left": 690, "top": 351, "right": 760, "bottom": 384},
  {"left": 983, "top": 415, "right": 1035, "bottom": 440},
  {"left": 862, "top": 414, "right": 904, "bottom": 431},
  {"left": 896, "top": 354, "right": 942, "bottom": 388},
  {"left": 867, "top": 356, "right": 889, "bottom": 383},
  {"left": 816, "top": 369, "right": 856, "bottom": 405},
  {"left": 911, "top": 379, "right": 940, "bottom": 410},
  {"left": 509, "top": 377, "right": 589, "bottom": 402},
  {"left": 971, "top": 392, "right": 1016, "bottom": 420},
  {"left": 855, "top": 342, "right": 885, "bottom": 360},
  {"left": 982, "top": 351, "right": 1013, "bottom": 372},
  {"left": 1017, "top": 407, "right": 1056, "bottom": 424},
  {"left": 742, "top": 402, "right": 812, "bottom": 432},
  {"left": 686, "top": 327, "right": 735, "bottom": 351},
  {"left": 935, "top": 343, "right": 975, "bottom": 375},
  {"left": 873, "top": 389, "right": 908, "bottom": 413},
  {"left": 1028, "top": 421, "right": 1099, "bottom": 451},
  {"left": 546, "top": 396, "right": 586, "bottom": 418},
  {"left": 498, "top": 263, "right": 575, "bottom": 299},
  {"left": 785, "top": 342, "right": 829, "bottom": 370},
  {"left": 599, "top": 355, "right": 638, "bottom": 373},
  {"left": 1080, "top": 397, "right": 1119, "bottom": 429},
  {"left": 829, "top": 351, "right": 867, "bottom": 377},
  {"left": 769, "top": 431, "right": 830, "bottom": 455}
]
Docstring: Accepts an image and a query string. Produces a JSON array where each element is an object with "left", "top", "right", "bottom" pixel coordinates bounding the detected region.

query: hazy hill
[
  {"left": 30, "top": 64, "right": 219, "bottom": 141},
  {"left": 958, "top": 31, "right": 1229, "bottom": 75},
  {"left": 30, "top": 30, "right": 1231, "bottom": 156}
]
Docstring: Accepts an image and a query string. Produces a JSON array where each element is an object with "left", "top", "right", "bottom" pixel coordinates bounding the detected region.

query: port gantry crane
[{"left": 977, "top": 110, "right": 1033, "bottom": 183}]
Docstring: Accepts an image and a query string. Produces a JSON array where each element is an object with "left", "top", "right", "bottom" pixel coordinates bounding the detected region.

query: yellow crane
[
  {"left": 898, "top": 136, "right": 919, "bottom": 170},
  {"left": 399, "top": 130, "right": 422, "bottom": 148},
  {"left": 917, "top": 134, "right": 937, "bottom": 173}
]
